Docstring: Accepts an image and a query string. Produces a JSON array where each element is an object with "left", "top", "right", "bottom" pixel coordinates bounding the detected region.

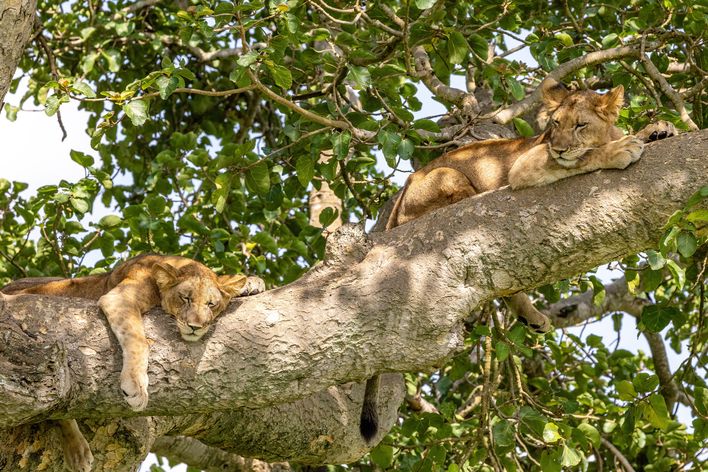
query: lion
[
  {"left": 359, "top": 78, "right": 677, "bottom": 442},
  {"left": 2, "top": 254, "right": 264, "bottom": 472}
]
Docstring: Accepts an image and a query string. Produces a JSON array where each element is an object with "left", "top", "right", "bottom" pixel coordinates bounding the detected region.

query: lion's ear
[
  {"left": 541, "top": 78, "right": 569, "bottom": 111},
  {"left": 152, "top": 263, "right": 179, "bottom": 291},
  {"left": 597, "top": 85, "right": 624, "bottom": 120},
  {"left": 218, "top": 274, "right": 248, "bottom": 299}
]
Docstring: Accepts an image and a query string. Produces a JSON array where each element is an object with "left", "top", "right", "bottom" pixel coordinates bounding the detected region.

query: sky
[{"left": 0, "top": 37, "right": 691, "bottom": 470}]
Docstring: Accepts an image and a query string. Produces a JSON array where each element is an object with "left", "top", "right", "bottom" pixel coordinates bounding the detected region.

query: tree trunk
[
  {"left": 0, "top": 130, "right": 706, "bottom": 470},
  {"left": 0, "top": 0, "right": 36, "bottom": 107}
]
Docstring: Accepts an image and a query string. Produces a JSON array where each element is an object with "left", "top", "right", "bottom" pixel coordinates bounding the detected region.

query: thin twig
[
  {"left": 639, "top": 37, "right": 699, "bottom": 130},
  {"left": 601, "top": 437, "right": 637, "bottom": 472}
]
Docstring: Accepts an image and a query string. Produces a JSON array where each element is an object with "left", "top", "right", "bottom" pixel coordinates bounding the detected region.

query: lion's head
[
  {"left": 540, "top": 78, "right": 625, "bottom": 168},
  {"left": 152, "top": 262, "right": 246, "bottom": 341}
]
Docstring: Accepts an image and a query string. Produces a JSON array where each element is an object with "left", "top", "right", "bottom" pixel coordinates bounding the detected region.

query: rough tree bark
[
  {"left": 0, "top": 130, "right": 706, "bottom": 470},
  {"left": 0, "top": 0, "right": 36, "bottom": 108}
]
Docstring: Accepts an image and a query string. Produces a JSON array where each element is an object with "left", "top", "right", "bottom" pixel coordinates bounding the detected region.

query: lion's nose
[
  {"left": 187, "top": 324, "right": 202, "bottom": 331},
  {"left": 552, "top": 146, "right": 569, "bottom": 154}
]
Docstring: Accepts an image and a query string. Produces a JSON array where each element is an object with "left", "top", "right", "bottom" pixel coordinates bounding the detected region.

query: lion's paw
[
  {"left": 120, "top": 369, "right": 149, "bottom": 411},
  {"left": 612, "top": 136, "right": 645, "bottom": 167},
  {"left": 240, "top": 276, "right": 266, "bottom": 296},
  {"left": 636, "top": 120, "right": 679, "bottom": 143},
  {"left": 60, "top": 421, "right": 94, "bottom": 472},
  {"left": 64, "top": 439, "right": 94, "bottom": 472}
]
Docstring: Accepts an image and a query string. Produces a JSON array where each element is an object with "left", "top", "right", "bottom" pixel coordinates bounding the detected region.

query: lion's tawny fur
[{"left": 2, "top": 254, "right": 263, "bottom": 472}]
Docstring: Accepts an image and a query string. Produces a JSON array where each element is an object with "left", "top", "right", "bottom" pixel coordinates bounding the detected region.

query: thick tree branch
[
  {"left": 0, "top": 131, "right": 706, "bottom": 466},
  {"left": 0, "top": 0, "right": 37, "bottom": 107}
]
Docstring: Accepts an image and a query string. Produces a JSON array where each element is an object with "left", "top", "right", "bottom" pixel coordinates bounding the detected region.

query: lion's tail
[{"left": 360, "top": 374, "right": 380, "bottom": 442}]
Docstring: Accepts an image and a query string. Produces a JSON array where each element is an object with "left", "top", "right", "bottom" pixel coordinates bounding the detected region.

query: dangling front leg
[
  {"left": 99, "top": 280, "right": 156, "bottom": 411},
  {"left": 57, "top": 419, "right": 94, "bottom": 472}
]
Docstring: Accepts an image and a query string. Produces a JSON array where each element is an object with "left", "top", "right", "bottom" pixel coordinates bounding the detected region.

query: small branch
[
  {"left": 411, "top": 46, "right": 479, "bottom": 112},
  {"left": 35, "top": 34, "right": 68, "bottom": 140},
  {"left": 546, "top": 277, "right": 645, "bottom": 328},
  {"left": 601, "top": 437, "right": 637, "bottom": 472},
  {"left": 643, "top": 331, "right": 679, "bottom": 411},
  {"left": 121, "top": 0, "right": 161, "bottom": 15},
  {"left": 639, "top": 40, "right": 699, "bottom": 130},
  {"left": 246, "top": 70, "right": 375, "bottom": 141},
  {"left": 491, "top": 42, "right": 661, "bottom": 124},
  {"left": 151, "top": 436, "right": 291, "bottom": 472}
]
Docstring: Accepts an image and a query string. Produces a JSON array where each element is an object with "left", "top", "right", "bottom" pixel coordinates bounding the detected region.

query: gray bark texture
[
  {"left": 0, "top": 130, "right": 706, "bottom": 470},
  {"left": 0, "top": 0, "right": 36, "bottom": 107}
]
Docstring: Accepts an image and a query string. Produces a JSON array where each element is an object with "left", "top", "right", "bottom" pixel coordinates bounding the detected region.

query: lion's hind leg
[{"left": 396, "top": 167, "right": 477, "bottom": 226}]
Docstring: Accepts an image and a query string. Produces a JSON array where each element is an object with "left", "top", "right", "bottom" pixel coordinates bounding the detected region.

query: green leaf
[
  {"left": 398, "top": 138, "right": 415, "bottom": 160},
  {"left": 615, "top": 380, "right": 637, "bottom": 400},
  {"left": 665, "top": 260, "right": 685, "bottom": 289},
  {"left": 622, "top": 406, "right": 637, "bottom": 435},
  {"left": 602, "top": 33, "right": 620, "bottom": 48},
  {"left": 156, "top": 75, "right": 180, "bottom": 99},
  {"left": 542, "top": 422, "right": 562, "bottom": 443},
  {"left": 540, "top": 450, "right": 562, "bottom": 472},
  {"left": 495, "top": 341, "right": 510, "bottom": 362},
  {"left": 98, "top": 215, "right": 122, "bottom": 228},
  {"left": 45, "top": 95, "right": 68, "bottom": 116},
  {"left": 560, "top": 445, "right": 582, "bottom": 467},
  {"left": 229, "top": 67, "right": 251, "bottom": 87},
  {"left": 468, "top": 34, "right": 489, "bottom": 60},
  {"left": 519, "top": 406, "right": 547, "bottom": 437},
  {"left": 694, "top": 387, "right": 708, "bottom": 416},
  {"left": 347, "top": 66, "right": 371, "bottom": 89},
  {"left": 370, "top": 444, "right": 394, "bottom": 468},
  {"left": 645, "top": 394, "right": 671, "bottom": 430},
  {"left": 101, "top": 49, "right": 121, "bottom": 72},
  {"left": 124, "top": 100, "right": 149, "bottom": 126},
  {"left": 507, "top": 78, "right": 525, "bottom": 101},
  {"left": 319, "top": 207, "right": 339, "bottom": 228},
  {"left": 295, "top": 155, "right": 315, "bottom": 188},
  {"left": 266, "top": 62, "right": 292, "bottom": 89},
  {"left": 577, "top": 423, "right": 600, "bottom": 447},
  {"left": 676, "top": 231, "right": 697, "bottom": 258},
  {"left": 70, "top": 150, "right": 94, "bottom": 167},
  {"left": 590, "top": 275, "right": 606, "bottom": 306},
  {"left": 646, "top": 250, "right": 665, "bottom": 270},
  {"left": 81, "top": 52, "right": 98, "bottom": 75},
  {"left": 513, "top": 118, "right": 535, "bottom": 137},
  {"left": 71, "top": 81, "right": 96, "bottom": 98},
  {"left": 633, "top": 373, "right": 660, "bottom": 393},
  {"left": 641, "top": 269, "right": 663, "bottom": 292},
  {"left": 415, "top": 0, "right": 435, "bottom": 9},
  {"left": 237, "top": 51, "right": 259, "bottom": 67},
  {"left": 4, "top": 103, "right": 18, "bottom": 121},
  {"left": 332, "top": 132, "right": 351, "bottom": 160},
  {"left": 686, "top": 209, "right": 708, "bottom": 223},
  {"left": 555, "top": 32, "right": 574, "bottom": 47},
  {"left": 492, "top": 420, "right": 514, "bottom": 448},
  {"left": 70, "top": 198, "right": 89, "bottom": 214},
  {"left": 641, "top": 304, "right": 680, "bottom": 333},
  {"left": 245, "top": 161, "right": 271, "bottom": 195},
  {"left": 447, "top": 31, "right": 469, "bottom": 64},
  {"left": 378, "top": 131, "right": 401, "bottom": 166},
  {"left": 253, "top": 231, "right": 278, "bottom": 253}
]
